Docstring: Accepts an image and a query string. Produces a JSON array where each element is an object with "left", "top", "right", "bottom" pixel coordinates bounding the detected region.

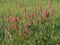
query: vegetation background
[{"left": 0, "top": 0, "right": 60, "bottom": 45}]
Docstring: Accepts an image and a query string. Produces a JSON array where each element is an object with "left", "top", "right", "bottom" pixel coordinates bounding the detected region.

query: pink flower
[
  {"left": 14, "top": 24, "right": 17, "bottom": 30},
  {"left": 48, "top": 2, "right": 51, "bottom": 8},
  {"left": 42, "top": 9, "right": 47, "bottom": 16},
  {"left": 50, "top": 8, "right": 54, "bottom": 15},
  {"left": 32, "top": 13, "right": 36, "bottom": 17},
  {"left": 16, "top": 17, "right": 20, "bottom": 23},
  {"left": 11, "top": 17, "right": 16, "bottom": 21},
  {"left": 24, "top": 23, "right": 26, "bottom": 28},
  {"left": 18, "top": 32, "right": 22, "bottom": 36},
  {"left": 7, "top": 24, "right": 11, "bottom": 31},
  {"left": 4, "top": 16, "right": 9, "bottom": 22},
  {"left": 24, "top": 15, "right": 26, "bottom": 19},
  {"left": 18, "top": 2, "right": 21, "bottom": 9},
  {"left": 25, "top": 29, "right": 28, "bottom": 33}
]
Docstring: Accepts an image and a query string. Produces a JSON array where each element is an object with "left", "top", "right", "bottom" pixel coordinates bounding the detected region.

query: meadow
[{"left": 0, "top": 0, "right": 60, "bottom": 45}]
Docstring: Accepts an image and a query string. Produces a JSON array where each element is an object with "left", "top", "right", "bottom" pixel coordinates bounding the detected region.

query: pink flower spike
[
  {"left": 19, "top": 32, "right": 22, "bottom": 36},
  {"left": 50, "top": 8, "right": 54, "bottom": 15},
  {"left": 14, "top": 24, "right": 17, "bottom": 30},
  {"left": 32, "top": 13, "right": 36, "bottom": 17},
  {"left": 4, "top": 16, "right": 9, "bottom": 22},
  {"left": 24, "top": 23, "right": 26, "bottom": 28},
  {"left": 48, "top": 2, "right": 51, "bottom": 8},
  {"left": 18, "top": 2, "right": 21, "bottom": 9},
  {"left": 24, "top": 15, "right": 26, "bottom": 19},
  {"left": 25, "top": 29, "right": 28, "bottom": 33},
  {"left": 11, "top": 17, "right": 16, "bottom": 21},
  {"left": 42, "top": 9, "right": 47, "bottom": 16},
  {"left": 7, "top": 24, "right": 11, "bottom": 31},
  {"left": 33, "top": 20, "right": 38, "bottom": 26},
  {"left": 17, "top": 17, "right": 20, "bottom": 23}
]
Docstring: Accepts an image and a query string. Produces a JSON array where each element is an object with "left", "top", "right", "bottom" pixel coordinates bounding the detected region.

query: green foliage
[{"left": 0, "top": 0, "right": 60, "bottom": 45}]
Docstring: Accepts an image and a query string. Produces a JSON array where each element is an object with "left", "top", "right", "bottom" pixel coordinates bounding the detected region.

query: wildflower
[
  {"left": 32, "top": 13, "right": 36, "bottom": 17},
  {"left": 50, "top": 8, "right": 54, "bottom": 15},
  {"left": 16, "top": 17, "right": 20, "bottom": 23},
  {"left": 4, "top": 16, "right": 9, "bottom": 22},
  {"left": 24, "top": 15, "right": 26, "bottom": 19},
  {"left": 24, "top": 23, "right": 26, "bottom": 28},
  {"left": 48, "top": 2, "right": 51, "bottom": 8},
  {"left": 7, "top": 24, "right": 11, "bottom": 31},
  {"left": 18, "top": 32, "right": 22, "bottom": 36},
  {"left": 42, "top": 9, "right": 47, "bottom": 16},
  {"left": 11, "top": 16, "right": 16, "bottom": 21},
  {"left": 25, "top": 29, "right": 28, "bottom": 33},
  {"left": 18, "top": 2, "right": 21, "bottom": 9},
  {"left": 14, "top": 24, "right": 17, "bottom": 30}
]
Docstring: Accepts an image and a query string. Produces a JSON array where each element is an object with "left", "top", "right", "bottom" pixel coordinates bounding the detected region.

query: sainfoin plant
[{"left": 0, "top": 0, "right": 60, "bottom": 45}]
